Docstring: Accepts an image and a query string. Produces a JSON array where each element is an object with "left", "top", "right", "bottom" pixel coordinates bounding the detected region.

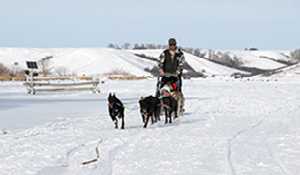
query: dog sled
[{"left": 155, "top": 76, "right": 185, "bottom": 116}]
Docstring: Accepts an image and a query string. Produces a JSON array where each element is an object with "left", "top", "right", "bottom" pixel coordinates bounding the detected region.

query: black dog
[
  {"left": 139, "top": 96, "right": 161, "bottom": 128},
  {"left": 161, "top": 96, "right": 178, "bottom": 124},
  {"left": 108, "top": 93, "right": 125, "bottom": 129}
]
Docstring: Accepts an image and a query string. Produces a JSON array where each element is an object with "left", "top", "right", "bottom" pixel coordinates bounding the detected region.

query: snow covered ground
[{"left": 0, "top": 79, "right": 300, "bottom": 175}]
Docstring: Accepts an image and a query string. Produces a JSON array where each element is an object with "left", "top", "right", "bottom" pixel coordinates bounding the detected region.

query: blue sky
[{"left": 0, "top": 0, "right": 299, "bottom": 49}]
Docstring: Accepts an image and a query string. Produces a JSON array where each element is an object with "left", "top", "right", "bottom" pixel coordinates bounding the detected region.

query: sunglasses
[{"left": 169, "top": 44, "right": 176, "bottom": 46}]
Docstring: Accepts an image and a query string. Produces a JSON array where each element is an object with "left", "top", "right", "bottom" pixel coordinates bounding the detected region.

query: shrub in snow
[
  {"left": 0, "top": 63, "right": 10, "bottom": 76},
  {"left": 104, "top": 69, "right": 132, "bottom": 76},
  {"left": 290, "top": 49, "right": 300, "bottom": 62},
  {"left": 0, "top": 63, "right": 25, "bottom": 80},
  {"left": 215, "top": 52, "right": 243, "bottom": 67}
]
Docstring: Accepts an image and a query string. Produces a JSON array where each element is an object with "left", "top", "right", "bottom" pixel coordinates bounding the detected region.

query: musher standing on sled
[
  {"left": 156, "top": 38, "right": 185, "bottom": 113},
  {"left": 157, "top": 38, "right": 185, "bottom": 95}
]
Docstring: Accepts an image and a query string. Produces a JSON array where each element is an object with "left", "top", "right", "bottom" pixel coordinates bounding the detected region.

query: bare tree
[
  {"left": 0, "top": 63, "right": 10, "bottom": 76},
  {"left": 291, "top": 49, "right": 300, "bottom": 62},
  {"left": 183, "top": 48, "right": 194, "bottom": 54},
  {"left": 39, "top": 56, "right": 53, "bottom": 76},
  {"left": 133, "top": 43, "right": 147, "bottom": 50},
  {"left": 107, "top": 43, "right": 115, "bottom": 48},
  {"left": 122, "top": 43, "right": 131, "bottom": 49},
  {"left": 193, "top": 48, "right": 201, "bottom": 57},
  {"left": 216, "top": 52, "right": 243, "bottom": 67},
  {"left": 157, "top": 44, "right": 163, "bottom": 49}
]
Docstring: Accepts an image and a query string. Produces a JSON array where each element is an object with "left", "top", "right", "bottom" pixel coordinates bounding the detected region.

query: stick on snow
[{"left": 82, "top": 139, "right": 102, "bottom": 165}]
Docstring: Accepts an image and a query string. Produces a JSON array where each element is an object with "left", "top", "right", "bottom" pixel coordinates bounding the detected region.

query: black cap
[{"left": 168, "top": 38, "right": 177, "bottom": 45}]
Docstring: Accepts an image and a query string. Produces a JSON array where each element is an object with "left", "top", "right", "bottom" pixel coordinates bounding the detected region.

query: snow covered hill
[
  {"left": 269, "top": 63, "right": 300, "bottom": 78},
  {"left": 220, "top": 50, "right": 288, "bottom": 70},
  {"left": 130, "top": 49, "right": 244, "bottom": 76},
  {"left": 249, "top": 50, "right": 291, "bottom": 62},
  {"left": 0, "top": 48, "right": 297, "bottom": 78},
  {"left": 0, "top": 48, "right": 154, "bottom": 77}
]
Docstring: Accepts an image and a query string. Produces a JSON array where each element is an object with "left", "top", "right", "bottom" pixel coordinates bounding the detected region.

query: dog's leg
[
  {"left": 164, "top": 108, "right": 168, "bottom": 124},
  {"left": 174, "top": 99, "right": 181, "bottom": 118},
  {"left": 152, "top": 112, "right": 157, "bottom": 123},
  {"left": 181, "top": 93, "right": 185, "bottom": 114},
  {"left": 150, "top": 113, "right": 154, "bottom": 124},
  {"left": 121, "top": 118, "right": 125, "bottom": 129},
  {"left": 143, "top": 115, "right": 150, "bottom": 128},
  {"left": 155, "top": 112, "right": 160, "bottom": 122},
  {"left": 157, "top": 114, "right": 161, "bottom": 121},
  {"left": 142, "top": 114, "right": 146, "bottom": 123},
  {"left": 121, "top": 111, "right": 125, "bottom": 130},
  {"left": 156, "top": 106, "right": 161, "bottom": 121},
  {"left": 175, "top": 97, "right": 181, "bottom": 119},
  {"left": 169, "top": 111, "right": 173, "bottom": 124},
  {"left": 110, "top": 113, "right": 118, "bottom": 129},
  {"left": 174, "top": 108, "right": 178, "bottom": 119},
  {"left": 172, "top": 92, "right": 180, "bottom": 118},
  {"left": 114, "top": 119, "right": 118, "bottom": 129}
]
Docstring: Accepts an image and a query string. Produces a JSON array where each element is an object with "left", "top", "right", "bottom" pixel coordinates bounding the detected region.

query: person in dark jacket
[{"left": 158, "top": 38, "right": 185, "bottom": 92}]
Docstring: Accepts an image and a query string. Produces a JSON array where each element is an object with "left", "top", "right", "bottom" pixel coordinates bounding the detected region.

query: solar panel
[{"left": 26, "top": 61, "right": 38, "bottom": 69}]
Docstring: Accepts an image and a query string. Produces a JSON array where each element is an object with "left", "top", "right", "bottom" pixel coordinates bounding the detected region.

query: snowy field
[{"left": 0, "top": 79, "right": 300, "bottom": 175}]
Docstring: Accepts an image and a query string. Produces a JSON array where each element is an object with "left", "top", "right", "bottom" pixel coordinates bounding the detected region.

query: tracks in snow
[
  {"left": 265, "top": 142, "right": 289, "bottom": 175},
  {"left": 227, "top": 117, "right": 266, "bottom": 175},
  {"left": 226, "top": 95, "right": 295, "bottom": 175}
]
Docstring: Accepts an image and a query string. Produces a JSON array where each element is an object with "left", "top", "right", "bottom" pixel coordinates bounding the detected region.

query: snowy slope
[
  {"left": 52, "top": 48, "right": 154, "bottom": 76},
  {"left": 269, "top": 63, "right": 300, "bottom": 78},
  {"left": 249, "top": 50, "right": 291, "bottom": 61},
  {"left": 130, "top": 49, "right": 244, "bottom": 76},
  {"left": 0, "top": 48, "right": 154, "bottom": 77},
  {"left": 0, "top": 48, "right": 296, "bottom": 78},
  {"left": 222, "top": 50, "right": 286, "bottom": 70},
  {"left": 1, "top": 79, "right": 300, "bottom": 175}
]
